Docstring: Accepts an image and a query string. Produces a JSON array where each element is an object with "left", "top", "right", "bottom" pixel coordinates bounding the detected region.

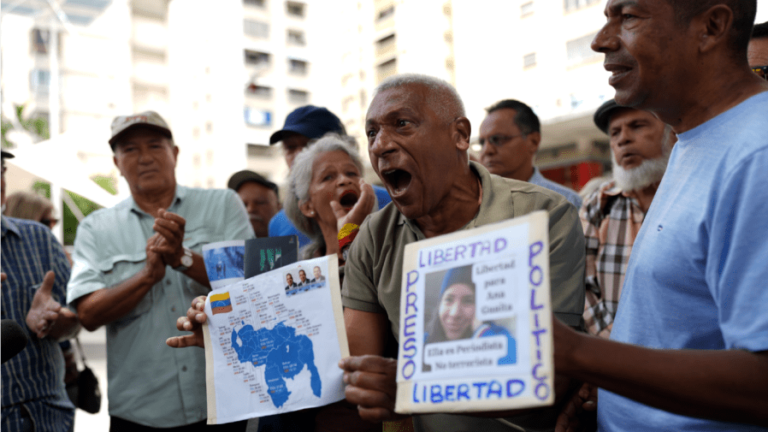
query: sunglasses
[
  {"left": 753, "top": 65, "right": 768, "bottom": 80},
  {"left": 40, "top": 218, "right": 59, "bottom": 228}
]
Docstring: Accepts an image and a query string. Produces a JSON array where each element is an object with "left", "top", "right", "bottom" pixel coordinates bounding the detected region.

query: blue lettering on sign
[
  {"left": 402, "top": 270, "right": 419, "bottom": 380},
  {"left": 411, "top": 379, "right": 527, "bottom": 403},
  {"left": 529, "top": 240, "right": 550, "bottom": 401}
]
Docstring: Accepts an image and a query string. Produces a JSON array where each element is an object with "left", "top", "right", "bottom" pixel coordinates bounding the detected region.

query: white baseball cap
[{"left": 109, "top": 111, "right": 173, "bottom": 149}]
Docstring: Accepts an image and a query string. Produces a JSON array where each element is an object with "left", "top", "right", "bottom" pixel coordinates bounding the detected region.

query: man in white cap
[{"left": 66, "top": 111, "right": 254, "bottom": 431}]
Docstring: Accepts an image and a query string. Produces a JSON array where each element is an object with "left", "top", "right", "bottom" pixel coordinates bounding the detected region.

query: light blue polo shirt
[
  {"left": 529, "top": 168, "right": 582, "bottom": 210},
  {"left": 67, "top": 186, "right": 254, "bottom": 427},
  {"left": 598, "top": 92, "right": 768, "bottom": 431}
]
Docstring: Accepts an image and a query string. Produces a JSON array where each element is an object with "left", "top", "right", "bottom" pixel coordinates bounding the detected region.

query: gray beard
[{"left": 612, "top": 147, "right": 671, "bottom": 192}]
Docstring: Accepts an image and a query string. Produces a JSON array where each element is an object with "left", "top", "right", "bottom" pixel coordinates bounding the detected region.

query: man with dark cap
[
  {"left": 749, "top": 21, "right": 768, "bottom": 78},
  {"left": 227, "top": 170, "right": 280, "bottom": 238},
  {"left": 553, "top": 0, "right": 768, "bottom": 430},
  {"left": 2, "top": 150, "right": 80, "bottom": 432},
  {"left": 267, "top": 105, "right": 391, "bottom": 247},
  {"left": 581, "top": 100, "right": 674, "bottom": 338},
  {"left": 66, "top": 111, "right": 253, "bottom": 431}
]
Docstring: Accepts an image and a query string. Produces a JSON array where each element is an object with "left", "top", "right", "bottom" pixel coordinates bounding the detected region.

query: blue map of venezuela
[{"left": 231, "top": 321, "right": 321, "bottom": 408}]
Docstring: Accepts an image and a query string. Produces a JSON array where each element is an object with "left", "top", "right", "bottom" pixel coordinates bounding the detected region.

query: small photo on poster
[
  {"left": 422, "top": 264, "right": 518, "bottom": 373},
  {"left": 283, "top": 264, "right": 328, "bottom": 297},
  {"left": 203, "top": 240, "right": 245, "bottom": 289}
]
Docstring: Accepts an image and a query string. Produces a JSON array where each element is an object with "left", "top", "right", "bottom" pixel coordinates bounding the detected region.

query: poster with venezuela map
[{"left": 202, "top": 256, "right": 349, "bottom": 424}]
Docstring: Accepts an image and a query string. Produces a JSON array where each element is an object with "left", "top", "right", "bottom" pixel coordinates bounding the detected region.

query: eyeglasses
[
  {"left": 753, "top": 66, "right": 768, "bottom": 80},
  {"left": 478, "top": 134, "right": 523, "bottom": 147}
]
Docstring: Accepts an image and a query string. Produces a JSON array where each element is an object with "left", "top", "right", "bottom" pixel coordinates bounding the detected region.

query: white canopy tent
[{"left": 6, "top": 128, "right": 129, "bottom": 242}]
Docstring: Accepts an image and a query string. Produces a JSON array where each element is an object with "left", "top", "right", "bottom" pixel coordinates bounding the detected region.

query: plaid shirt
[
  {"left": 580, "top": 181, "right": 646, "bottom": 338},
  {"left": 1, "top": 216, "right": 74, "bottom": 432}
]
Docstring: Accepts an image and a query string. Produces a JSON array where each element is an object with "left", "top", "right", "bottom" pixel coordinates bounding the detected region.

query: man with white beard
[{"left": 581, "top": 99, "right": 675, "bottom": 338}]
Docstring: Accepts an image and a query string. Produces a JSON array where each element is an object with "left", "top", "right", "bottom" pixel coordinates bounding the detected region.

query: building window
[
  {"left": 30, "top": 29, "right": 61, "bottom": 55},
  {"left": 444, "top": 31, "right": 453, "bottom": 43},
  {"left": 564, "top": 0, "right": 599, "bottom": 13},
  {"left": 207, "top": 177, "right": 215, "bottom": 188},
  {"left": 287, "top": 29, "right": 306, "bottom": 46},
  {"left": 246, "top": 84, "right": 273, "bottom": 98},
  {"left": 206, "top": 122, "right": 213, "bottom": 133},
  {"left": 442, "top": 2, "right": 451, "bottom": 16},
  {"left": 566, "top": 32, "right": 600, "bottom": 66},
  {"left": 445, "top": 57, "right": 455, "bottom": 71},
  {"left": 244, "top": 0, "right": 265, "bottom": 8},
  {"left": 342, "top": 96, "right": 354, "bottom": 113},
  {"left": 193, "top": 153, "right": 201, "bottom": 168},
  {"left": 523, "top": 52, "right": 537, "bottom": 69},
  {"left": 192, "top": 127, "right": 200, "bottom": 139},
  {"left": 375, "top": 33, "right": 396, "bottom": 56},
  {"left": 521, "top": 1, "right": 534, "bottom": 17},
  {"left": 288, "top": 59, "right": 308, "bottom": 75},
  {"left": 206, "top": 149, "right": 214, "bottom": 166},
  {"left": 376, "top": 6, "right": 394, "bottom": 21},
  {"left": 288, "top": 89, "right": 309, "bottom": 103},
  {"left": 30, "top": 69, "right": 50, "bottom": 93},
  {"left": 359, "top": 90, "right": 367, "bottom": 109},
  {"left": 244, "top": 107, "right": 272, "bottom": 126},
  {"left": 376, "top": 58, "right": 397, "bottom": 83},
  {"left": 245, "top": 49, "right": 270, "bottom": 66},
  {"left": 244, "top": 19, "right": 269, "bottom": 38},
  {"left": 286, "top": 1, "right": 305, "bottom": 17}
]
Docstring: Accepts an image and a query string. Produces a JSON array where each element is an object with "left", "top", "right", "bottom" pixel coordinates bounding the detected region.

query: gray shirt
[{"left": 67, "top": 186, "right": 254, "bottom": 427}]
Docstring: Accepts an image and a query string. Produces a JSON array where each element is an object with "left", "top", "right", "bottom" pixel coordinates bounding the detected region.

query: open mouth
[
  {"left": 382, "top": 169, "right": 413, "bottom": 197},
  {"left": 339, "top": 190, "right": 359, "bottom": 210}
]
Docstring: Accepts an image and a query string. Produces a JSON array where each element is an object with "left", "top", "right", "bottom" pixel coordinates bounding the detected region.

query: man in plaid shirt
[{"left": 581, "top": 100, "right": 675, "bottom": 338}]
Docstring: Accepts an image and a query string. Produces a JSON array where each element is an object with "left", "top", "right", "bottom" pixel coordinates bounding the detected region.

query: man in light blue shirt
[
  {"left": 478, "top": 99, "right": 582, "bottom": 209},
  {"left": 553, "top": 0, "right": 768, "bottom": 430},
  {"left": 67, "top": 112, "right": 254, "bottom": 431}
]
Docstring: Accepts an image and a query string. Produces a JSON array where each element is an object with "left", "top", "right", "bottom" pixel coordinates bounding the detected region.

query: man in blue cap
[{"left": 268, "top": 105, "right": 391, "bottom": 246}]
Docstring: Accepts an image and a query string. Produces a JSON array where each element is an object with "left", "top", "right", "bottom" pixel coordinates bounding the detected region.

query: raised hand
[
  {"left": 166, "top": 295, "right": 207, "bottom": 349},
  {"left": 330, "top": 179, "right": 376, "bottom": 233},
  {"left": 25, "top": 271, "right": 73, "bottom": 339},
  {"left": 151, "top": 209, "right": 187, "bottom": 267},
  {"left": 339, "top": 355, "right": 403, "bottom": 422}
]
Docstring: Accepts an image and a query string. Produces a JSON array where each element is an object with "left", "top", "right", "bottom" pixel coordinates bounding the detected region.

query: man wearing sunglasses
[
  {"left": 749, "top": 21, "right": 768, "bottom": 79},
  {"left": 478, "top": 99, "right": 582, "bottom": 209}
]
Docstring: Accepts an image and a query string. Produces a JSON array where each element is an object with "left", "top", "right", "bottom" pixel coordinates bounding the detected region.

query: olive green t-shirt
[{"left": 341, "top": 162, "right": 585, "bottom": 432}]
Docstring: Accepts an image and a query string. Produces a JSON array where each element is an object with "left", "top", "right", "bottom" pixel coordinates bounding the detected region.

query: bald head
[{"left": 374, "top": 73, "right": 465, "bottom": 123}]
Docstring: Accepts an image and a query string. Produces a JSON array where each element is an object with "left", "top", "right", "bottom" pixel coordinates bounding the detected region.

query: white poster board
[
  {"left": 202, "top": 256, "right": 349, "bottom": 424},
  {"left": 395, "top": 211, "right": 554, "bottom": 414}
]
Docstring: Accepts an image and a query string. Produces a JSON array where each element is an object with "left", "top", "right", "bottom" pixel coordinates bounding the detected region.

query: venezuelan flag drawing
[{"left": 211, "top": 292, "right": 233, "bottom": 315}]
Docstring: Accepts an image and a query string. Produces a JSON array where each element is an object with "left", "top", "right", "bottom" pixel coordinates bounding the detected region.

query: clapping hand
[{"left": 151, "top": 210, "right": 187, "bottom": 268}]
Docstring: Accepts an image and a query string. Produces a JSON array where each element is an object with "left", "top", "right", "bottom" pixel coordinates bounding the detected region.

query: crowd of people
[{"left": 2, "top": 1, "right": 768, "bottom": 431}]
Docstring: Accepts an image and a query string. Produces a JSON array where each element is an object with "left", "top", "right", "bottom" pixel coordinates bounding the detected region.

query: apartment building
[{"left": 336, "top": 0, "right": 456, "bottom": 172}]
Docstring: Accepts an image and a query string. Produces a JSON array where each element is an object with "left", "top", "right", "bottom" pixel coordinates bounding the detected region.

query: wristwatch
[{"left": 173, "top": 248, "right": 193, "bottom": 272}]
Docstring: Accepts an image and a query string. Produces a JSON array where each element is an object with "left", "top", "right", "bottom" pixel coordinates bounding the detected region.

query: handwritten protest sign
[{"left": 395, "top": 211, "right": 554, "bottom": 414}]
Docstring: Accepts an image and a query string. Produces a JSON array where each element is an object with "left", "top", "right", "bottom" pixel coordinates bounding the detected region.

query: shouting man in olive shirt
[{"left": 338, "top": 74, "right": 586, "bottom": 432}]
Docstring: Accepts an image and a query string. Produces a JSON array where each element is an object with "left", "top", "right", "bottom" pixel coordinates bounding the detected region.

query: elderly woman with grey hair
[{"left": 285, "top": 133, "right": 377, "bottom": 260}]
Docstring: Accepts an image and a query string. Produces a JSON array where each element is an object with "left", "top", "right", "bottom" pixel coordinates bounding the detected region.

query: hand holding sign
[
  {"left": 339, "top": 355, "right": 402, "bottom": 422},
  {"left": 166, "top": 296, "right": 207, "bottom": 349}
]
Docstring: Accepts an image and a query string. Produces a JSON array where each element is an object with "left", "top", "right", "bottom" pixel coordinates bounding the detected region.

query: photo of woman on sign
[
  {"left": 424, "top": 265, "right": 516, "bottom": 366},
  {"left": 425, "top": 265, "right": 477, "bottom": 343}
]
